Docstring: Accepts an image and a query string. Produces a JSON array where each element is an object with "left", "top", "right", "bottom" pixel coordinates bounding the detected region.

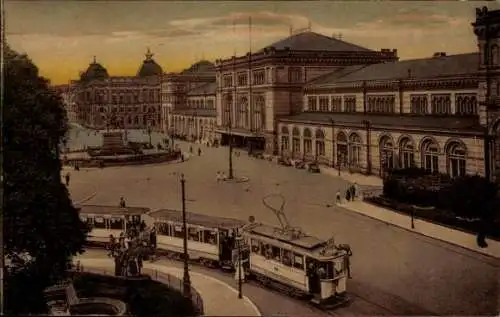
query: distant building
[
  {"left": 161, "top": 60, "right": 218, "bottom": 144},
  {"left": 72, "top": 49, "right": 163, "bottom": 130}
]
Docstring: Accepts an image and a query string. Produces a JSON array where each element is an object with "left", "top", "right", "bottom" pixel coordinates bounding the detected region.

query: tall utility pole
[
  {"left": 484, "top": 14, "right": 493, "bottom": 181},
  {"left": 237, "top": 230, "right": 243, "bottom": 299},
  {"left": 180, "top": 174, "right": 192, "bottom": 299}
]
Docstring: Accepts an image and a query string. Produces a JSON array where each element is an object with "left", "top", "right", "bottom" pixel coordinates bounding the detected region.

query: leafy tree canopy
[{"left": 3, "top": 45, "right": 89, "bottom": 313}]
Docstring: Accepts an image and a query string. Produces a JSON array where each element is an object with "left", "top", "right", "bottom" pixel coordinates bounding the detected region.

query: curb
[
  {"left": 74, "top": 191, "right": 97, "bottom": 205},
  {"left": 340, "top": 203, "right": 500, "bottom": 260}
]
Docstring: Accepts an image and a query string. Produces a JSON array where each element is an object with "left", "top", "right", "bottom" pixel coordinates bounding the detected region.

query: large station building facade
[{"left": 207, "top": 7, "right": 500, "bottom": 181}]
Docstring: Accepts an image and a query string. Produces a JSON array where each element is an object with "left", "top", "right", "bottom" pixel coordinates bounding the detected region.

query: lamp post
[
  {"left": 180, "top": 174, "right": 192, "bottom": 299},
  {"left": 169, "top": 127, "right": 175, "bottom": 150},
  {"left": 227, "top": 98, "right": 234, "bottom": 179},
  {"left": 410, "top": 209, "right": 415, "bottom": 229},
  {"left": 236, "top": 231, "right": 243, "bottom": 299},
  {"left": 147, "top": 123, "right": 152, "bottom": 146}
]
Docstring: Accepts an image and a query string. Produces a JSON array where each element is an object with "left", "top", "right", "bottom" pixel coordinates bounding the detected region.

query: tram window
[
  {"left": 157, "top": 223, "right": 168, "bottom": 235},
  {"left": 261, "top": 243, "right": 270, "bottom": 257},
  {"left": 188, "top": 227, "right": 200, "bottom": 242},
  {"left": 173, "top": 225, "right": 184, "bottom": 239},
  {"left": 281, "top": 249, "right": 292, "bottom": 267},
  {"left": 109, "top": 218, "right": 123, "bottom": 230},
  {"left": 271, "top": 246, "right": 281, "bottom": 261},
  {"left": 94, "top": 217, "right": 106, "bottom": 229},
  {"left": 317, "top": 261, "right": 334, "bottom": 279},
  {"left": 250, "top": 239, "right": 260, "bottom": 253},
  {"left": 293, "top": 253, "right": 304, "bottom": 270},
  {"left": 203, "top": 230, "right": 217, "bottom": 245}
]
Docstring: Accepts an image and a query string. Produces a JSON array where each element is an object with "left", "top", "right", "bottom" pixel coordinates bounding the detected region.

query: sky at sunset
[{"left": 6, "top": 1, "right": 500, "bottom": 85}]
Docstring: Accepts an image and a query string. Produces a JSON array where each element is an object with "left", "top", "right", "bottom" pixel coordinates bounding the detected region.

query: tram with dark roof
[
  {"left": 149, "top": 209, "right": 250, "bottom": 269},
  {"left": 78, "top": 205, "right": 150, "bottom": 246}
]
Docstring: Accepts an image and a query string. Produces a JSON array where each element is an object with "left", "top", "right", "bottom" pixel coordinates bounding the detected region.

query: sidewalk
[
  {"left": 319, "top": 166, "right": 383, "bottom": 187},
  {"left": 342, "top": 200, "right": 500, "bottom": 259},
  {"left": 75, "top": 257, "right": 261, "bottom": 316}
]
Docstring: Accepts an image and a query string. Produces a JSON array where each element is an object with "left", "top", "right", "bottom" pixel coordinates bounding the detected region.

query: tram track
[{"left": 83, "top": 246, "right": 401, "bottom": 316}]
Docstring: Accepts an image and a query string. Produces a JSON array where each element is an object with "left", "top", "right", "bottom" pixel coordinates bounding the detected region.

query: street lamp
[
  {"left": 147, "top": 123, "right": 152, "bottom": 146},
  {"left": 235, "top": 230, "right": 243, "bottom": 299},
  {"left": 180, "top": 174, "right": 192, "bottom": 299}
]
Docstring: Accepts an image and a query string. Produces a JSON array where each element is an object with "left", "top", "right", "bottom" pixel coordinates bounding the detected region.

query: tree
[{"left": 3, "top": 45, "right": 89, "bottom": 314}]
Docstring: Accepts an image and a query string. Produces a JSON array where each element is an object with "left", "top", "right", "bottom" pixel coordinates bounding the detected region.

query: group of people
[{"left": 335, "top": 183, "right": 360, "bottom": 204}]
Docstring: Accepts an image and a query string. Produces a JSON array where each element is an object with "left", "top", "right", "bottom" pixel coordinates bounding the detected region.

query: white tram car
[
  {"left": 78, "top": 205, "right": 150, "bottom": 246},
  {"left": 242, "top": 223, "right": 350, "bottom": 306},
  {"left": 149, "top": 209, "right": 251, "bottom": 269}
]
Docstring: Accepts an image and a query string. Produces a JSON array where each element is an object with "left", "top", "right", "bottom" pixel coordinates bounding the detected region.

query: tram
[
  {"left": 149, "top": 209, "right": 251, "bottom": 269},
  {"left": 243, "top": 222, "right": 349, "bottom": 307},
  {"left": 78, "top": 205, "right": 150, "bottom": 246}
]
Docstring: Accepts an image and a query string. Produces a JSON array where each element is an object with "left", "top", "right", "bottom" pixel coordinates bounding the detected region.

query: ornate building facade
[
  {"left": 161, "top": 61, "right": 217, "bottom": 144},
  {"left": 73, "top": 49, "right": 163, "bottom": 130},
  {"left": 214, "top": 32, "right": 398, "bottom": 153},
  {"left": 212, "top": 7, "right": 500, "bottom": 181}
]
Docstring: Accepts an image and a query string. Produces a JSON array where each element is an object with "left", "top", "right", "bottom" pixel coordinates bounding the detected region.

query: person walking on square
[
  {"left": 198, "top": 148, "right": 202, "bottom": 156},
  {"left": 119, "top": 197, "right": 126, "bottom": 208},
  {"left": 216, "top": 171, "right": 221, "bottom": 183},
  {"left": 65, "top": 172, "right": 70, "bottom": 187}
]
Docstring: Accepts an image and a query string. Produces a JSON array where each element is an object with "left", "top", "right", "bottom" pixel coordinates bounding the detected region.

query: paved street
[{"left": 68, "top": 128, "right": 499, "bottom": 316}]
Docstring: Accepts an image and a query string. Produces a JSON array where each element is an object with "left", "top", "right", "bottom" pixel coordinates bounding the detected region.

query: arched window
[
  {"left": 349, "top": 133, "right": 362, "bottom": 168},
  {"left": 280, "top": 126, "right": 289, "bottom": 152},
  {"left": 223, "top": 95, "right": 232, "bottom": 127},
  {"left": 336, "top": 132, "right": 348, "bottom": 167},
  {"left": 315, "top": 129, "right": 325, "bottom": 157},
  {"left": 253, "top": 96, "right": 265, "bottom": 132},
  {"left": 303, "top": 128, "right": 312, "bottom": 155},
  {"left": 379, "top": 135, "right": 395, "bottom": 174},
  {"left": 447, "top": 142, "right": 467, "bottom": 178},
  {"left": 237, "top": 97, "right": 248, "bottom": 129},
  {"left": 421, "top": 138, "right": 440, "bottom": 173},
  {"left": 399, "top": 137, "right": 415, "bottom": 169},
  {"left": 292, "top": 127, "right": 300, "bottom": 154}
]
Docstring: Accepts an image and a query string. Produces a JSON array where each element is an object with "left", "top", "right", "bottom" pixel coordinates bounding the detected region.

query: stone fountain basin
[{"left": 69, "top": 297, "right": 127, "bottom": 316}]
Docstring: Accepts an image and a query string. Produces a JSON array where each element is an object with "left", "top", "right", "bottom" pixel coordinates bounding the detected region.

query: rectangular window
[
  {"left": 319, "top": 96, "right": 329, "bottom": 111},
  {"left": 292, "top": 138, "right": 300, "bottom": 153},
  {"left": 223, "top": 75, "right": 233, "bottom": 87},
  {"left": 304, "top": 139, "right": 312, "bottom": 154},
  {"left": 271, "top": 246, "right": 281, "bottom": 261},
  {"left": 367, "top": 95, "right": 395, "bottom": 113},
  {"left": 331, "top": 97, "right": 342, "bottom": 112},
  {"left": 308, "top": 96, "right": 317, "bottom": 111},
  {"left": 203, "top": 230, "right": 217, "bottom": 245},
  {"left": 288, "top": 67, "right": 302, "bottom": 83},
  {"left": 237, "top": 73, "right": 248, "bottom": 86},
  {"left": 455, "top": 94, "right": 477, "bottom": 115},
  {"left": 281, "top": 136, "right": 289, "bottom": 151},
  {"left": 173, "top": 225, "right": 184, "bottom": 239},
  {"left": 293, "top": 253, "right": 304, "bottom": 270},
  {"left": 431, "top": 94, "right": 452, "bottom": 114},
  {"left": 344, "top": 96, "right": 356, "bottom": 112},
  {"left": 253, "top": 70, "right": 266, "bottom": 85},
  {"left": 250, "top": 239, "right": 260, "bottom": 253},
  {"left": 281, "top": 249, "right": 293, "bottom": 266}
]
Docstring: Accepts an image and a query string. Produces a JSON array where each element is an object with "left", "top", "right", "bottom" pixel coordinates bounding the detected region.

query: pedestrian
[
  {"left": 216, "top": 172, "right": 221, "bottom": 183},
  {"left": 119, "top": 197, "right": 126, "bottom": 208},
  {"left": 336, "top": 191, "right": 341, "bottom": 204},
  {"left": 345, "top": 189, "right": 351, "bottom": 202},
  {"left": 198, "top": 148, "right": 202, "bottom": 156},
  {"left": 65, "top": 172, "right": 70, "bottom": 186},
  {"left": 189, "top": 146, "right": 193, "bottom": 154},
  {"left": 181, "top": 153, "right": 184, "bottom": 162},
  {"left": 338, "top": 244, "right": 353, "bottom": 278}
]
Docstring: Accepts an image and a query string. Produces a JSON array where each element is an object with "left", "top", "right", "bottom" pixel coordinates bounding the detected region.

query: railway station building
[{"left": 213, "top": 7, "right": 500, "bottom": 181}]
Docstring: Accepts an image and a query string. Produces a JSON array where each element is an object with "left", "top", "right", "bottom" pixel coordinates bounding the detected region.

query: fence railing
[{"left": 75, "top": 266, "right": 204, "bottom": 315}]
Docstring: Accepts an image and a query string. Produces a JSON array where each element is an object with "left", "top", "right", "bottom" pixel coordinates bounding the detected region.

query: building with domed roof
[
  {"left": 73, "top": 49, "right": 163, "bottom": 131},
  {"left": 137, "top": 48, "right": 164, "bottom": 77}
]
